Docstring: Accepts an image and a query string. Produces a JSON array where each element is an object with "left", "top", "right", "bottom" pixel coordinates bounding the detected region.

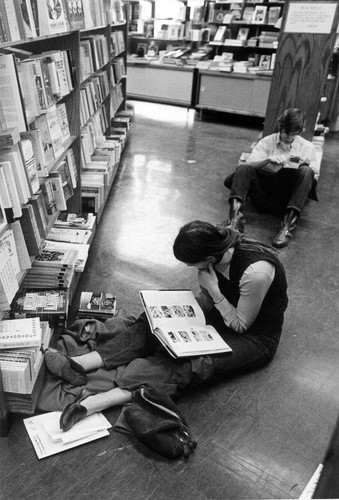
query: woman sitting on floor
[{"left": 44, "top": 220, "right": 288, "bottom": 431}]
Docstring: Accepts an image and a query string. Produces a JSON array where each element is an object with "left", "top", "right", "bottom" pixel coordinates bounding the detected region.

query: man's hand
[
  {"left": 198, "top": 264, "right": 221, "bottom": 301},
  {"left": 268, "top": 155, "right": 286, "bottom": 165}
]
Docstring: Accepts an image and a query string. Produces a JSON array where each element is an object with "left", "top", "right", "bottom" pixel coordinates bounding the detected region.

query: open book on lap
[{"left": 140, "top": 289, "right": 232, "bottom": 358}]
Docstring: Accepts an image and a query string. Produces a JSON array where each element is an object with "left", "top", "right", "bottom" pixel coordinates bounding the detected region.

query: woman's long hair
[{"left": 173, "top": 221, "right": 277, "bottom": 264}]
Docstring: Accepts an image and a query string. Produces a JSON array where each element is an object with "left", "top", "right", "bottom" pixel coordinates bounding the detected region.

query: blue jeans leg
[{"left": 95, "top": 313, "right": 158, "bottom": 369}]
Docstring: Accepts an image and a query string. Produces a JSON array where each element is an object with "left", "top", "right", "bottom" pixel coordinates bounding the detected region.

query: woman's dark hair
[
  {"left": 277, "top": 108, "right": 305, "bottom": 135},
  {"left": 173, "top": 220, "right": 276, "bottom": 264}
]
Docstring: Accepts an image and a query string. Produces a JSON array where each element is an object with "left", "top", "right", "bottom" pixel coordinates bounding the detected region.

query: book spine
[
  {"left": 53, "top": 51, "right": 70, "bottom": 97},
  {"left": 40, "top": 58, "right": 56, "bottom": 107},
  {"left": 11, "top": 0, "right": 27, "bottom": 40},
  {"left": 0, "top": 1, "right": 11, "bottom": 42},
  {"left": 41, "top": 179, "right": 57, "bottom": 215},
  {"left": 27, "top": 197, "right": 46, "bottom": 241},
  {"left": 19, "top": 204, "right": 42, "bottom": 256},
  {"left": 0, "top": 3, "right": 8, "bottom": 42},
  {"left": 0, "top": 242, "right": 18, "bottom": 310},
  {"left": 20, "top": 130, "right": 47, "bottom": 178},
  {"left": 18, "top": 139, "right": 39, "bottom": 195},
  {"left": 0, "top": 361, "right": 30, "bottom": 393},
  {"left": 19, "top": 0, "right": 37, "bottom": 38},
  {"left": 0, "top": 160, "right": 22, "bottom": 218}
]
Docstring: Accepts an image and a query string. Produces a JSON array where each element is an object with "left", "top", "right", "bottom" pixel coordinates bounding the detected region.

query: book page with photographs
[{"left": 140, "top": 289, "right": 232, "bottom": 358}]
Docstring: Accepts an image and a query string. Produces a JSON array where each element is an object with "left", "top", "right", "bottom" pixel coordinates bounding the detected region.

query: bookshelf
[
  {"left": 206, "top": 1, "right": 284, "bottom": 73},
  {"left": 13, "top": 31, "right": 82, "bottom": 213},
  {"left": 125, "top": 0, "right": 284, "bottom": 112},
  {"left": 0, "top": 0, "right": 129, "bottom": 419}
]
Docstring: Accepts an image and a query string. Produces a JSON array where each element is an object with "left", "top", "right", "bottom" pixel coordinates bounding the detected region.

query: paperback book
[
  {"left": 0, "top": 317, "right": 41, "bottom": 349},
  {"left": 78, "top": 292, "right": 117, "bottom": 320},
  {"left": 24, "top": 411, "right": 111, "bottom": 459},
  {"left": 33, "top": 246, "right": 79, "bottom": 269},
  {"left": 139, "top": 289, "right": 232, "bottom": 358},
  {"left": 0, "top": 348, "right": 44, "bottom": 394},
  {"left": 46, "top": 227, "right": 92, "bottom": 245},
  {"left": 21, "top": 267, "right": 75, "bottom": 289},
  {"left": 0, "top": 240, "right": 19, "bottom": 311},
  {"left": 54, "top": 212, "right": 96, "bottom": 230},
  {"left": 0, "top": 227, "right": 20, "bottom": 276},
  {"left": 11, "top": 289, "right": 69, "bottom": 326},
  {"left": 41, "top": 240, "right": 89, "bottom": 272}
]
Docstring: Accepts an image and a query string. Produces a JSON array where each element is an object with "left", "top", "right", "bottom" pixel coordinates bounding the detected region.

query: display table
[
  {"left": 127, "top": 59, "right": 195, "bottom": 107},
  {"left": 196, "top": 70, "right": 271, "bottom": 118},
  {"left": 127, "top": 59, "right": 272, "bottom": 117}
]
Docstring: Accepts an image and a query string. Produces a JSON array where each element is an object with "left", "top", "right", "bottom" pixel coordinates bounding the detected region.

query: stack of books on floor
[
  {"left": 24, "top": 411, "right": 112, "bottom": 459},
  {"left": 21, "top": 212, "right": 95, "bottom": 287},
  {"left": 53, "top": 212, "right": 96, "bottom": 231},
  {"left": 10, "top": 289, "right": 70, "bottom": 327},
  {"left": 0, "top": 317, "right": 53, "bottom": 413},
  {"left": 77, "top": 291, "right": 117, "bottom": 321},
  {"left": 45, "top": 212, "right": 95, "bottom": 272},
  {"left": 21, "top": 245, "right": 78, "bottom": 289},
  {"left": 81, "top": 112, "right": 133, "bottom": 215}
]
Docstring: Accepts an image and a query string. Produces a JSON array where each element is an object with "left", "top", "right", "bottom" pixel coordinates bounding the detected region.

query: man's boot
[
  {"left": 227, "top": 198, "right": 244, "bottom": 232},
  {"left": 272, "top": 208, "right": 299, "bottom": 248}
]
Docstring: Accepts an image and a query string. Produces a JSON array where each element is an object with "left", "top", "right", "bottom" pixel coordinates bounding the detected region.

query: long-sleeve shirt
[
  {"left": 197, "top": 260, "right": 275, "bottom": 333},
  {"left": 247, "top": 132, "right": 319, "bottom": 180}
]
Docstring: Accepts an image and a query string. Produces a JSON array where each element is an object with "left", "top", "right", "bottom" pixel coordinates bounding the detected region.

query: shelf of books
[
  {"left": 126, "top": 1, "right": 284, "bottom": 70},
  {"left": 80, "top": 14, "right": 131, "bottom": 225},
  {"left": 125, "top": 1, "right": 287, "bottom": 111},
  {"left": 205, "top": 1, "right": 284, "bottom": 76},
  {"left": 0, "top": 0, "right": 128, "bottom": 423}
]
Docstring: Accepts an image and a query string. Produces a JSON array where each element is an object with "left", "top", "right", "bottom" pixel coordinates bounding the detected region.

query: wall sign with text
[{"left": 284, "top": 2, "right": 337, "bottom": 34}]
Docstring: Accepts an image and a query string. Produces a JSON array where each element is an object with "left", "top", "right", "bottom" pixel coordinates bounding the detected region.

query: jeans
[
  {"left": 94, "top": 313, "right": 278, "bottom": 397},
  {"left": 225, "top": 164, "right": 316, "bottom": 216}
]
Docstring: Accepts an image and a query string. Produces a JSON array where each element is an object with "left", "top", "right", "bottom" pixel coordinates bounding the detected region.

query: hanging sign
[{"left": 284, "top": 2, "right": 337, "bottom": 34}]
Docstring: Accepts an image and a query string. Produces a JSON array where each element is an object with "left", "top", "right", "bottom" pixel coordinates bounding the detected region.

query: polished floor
[{"left": 2, "top": 101, "right": 339, "bottom": 500}]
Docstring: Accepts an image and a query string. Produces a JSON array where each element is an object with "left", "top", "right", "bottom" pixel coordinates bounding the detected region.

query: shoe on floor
[
  {"left": 59, "top": 388, "right": 92, "bottom": 431},
  {"left": 272, "top": 225, "right": 293, "bottom": 248},
  {"left": 227, "top": 213, "right": 245, "bottom": 233},
  {"left": 44, "top": 348, "right": 87, "bottom": 386}
]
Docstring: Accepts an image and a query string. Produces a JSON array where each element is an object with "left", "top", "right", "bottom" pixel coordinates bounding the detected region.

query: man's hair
[{"left": 277, "top": 108, "right": 305, "bottom": 135}]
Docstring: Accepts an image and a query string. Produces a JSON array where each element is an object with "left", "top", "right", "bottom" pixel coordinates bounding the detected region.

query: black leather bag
[{"left": 122, "top": 385, "right": 197, "bottom": 459}]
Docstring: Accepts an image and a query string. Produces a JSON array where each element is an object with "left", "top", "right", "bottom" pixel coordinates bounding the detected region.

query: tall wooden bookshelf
[
  {"left": 0, "top": 1, "right": 128, "bottom": 417},
  {"left": 13, "top": 31, "right": 82, "bottom": 213}
]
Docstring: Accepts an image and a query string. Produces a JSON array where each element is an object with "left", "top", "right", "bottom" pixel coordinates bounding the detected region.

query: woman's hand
[{"left": 198, "top": 264, "right": 222, "bottom": 302}]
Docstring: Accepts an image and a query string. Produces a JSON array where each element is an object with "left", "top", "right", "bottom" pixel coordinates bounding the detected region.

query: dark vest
[{"left": 216, "top": 246, "right": 288, "bottom": 345}]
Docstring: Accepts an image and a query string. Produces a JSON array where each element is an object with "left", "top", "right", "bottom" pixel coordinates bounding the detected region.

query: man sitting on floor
[{"left": 224, "top": 108, "right": 319, "bottom": 247}]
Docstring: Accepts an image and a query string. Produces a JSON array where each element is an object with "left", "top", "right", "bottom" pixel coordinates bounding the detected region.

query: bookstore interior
[{"left": 0, "top": 0, "right": 339, "bottom": 498}]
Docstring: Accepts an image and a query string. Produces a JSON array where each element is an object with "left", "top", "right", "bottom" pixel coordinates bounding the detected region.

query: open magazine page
[
  {"left": 140, "top": 289, "right": 232, "bottom": 358},
  {"left": 154, "top": 324, "right": 232, "bottom": 357},
  {"left": 140, "top": 289, "right": 206, "bottom": 330}
]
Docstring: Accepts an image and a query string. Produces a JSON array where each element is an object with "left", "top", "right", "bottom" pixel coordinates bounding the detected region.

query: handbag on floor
[{"left": 115, "top": 385, "right": 197, "bottom": 459}]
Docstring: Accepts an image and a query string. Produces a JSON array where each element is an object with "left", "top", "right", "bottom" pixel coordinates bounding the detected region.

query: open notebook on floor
[
  {"left": 139, "top": 289, "right": 232, "bottom": 358},
  {"left": 24, "top": 411, "right": 111, "bottom": 459}
]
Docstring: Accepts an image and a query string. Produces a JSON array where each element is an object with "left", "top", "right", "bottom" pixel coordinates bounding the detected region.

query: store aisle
[{"left": 2, "top": 101, "right": 339, "bottom": 500}]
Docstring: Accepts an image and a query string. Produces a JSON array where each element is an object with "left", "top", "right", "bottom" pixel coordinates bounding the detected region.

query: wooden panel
[
  {"left": 251, "top": 79, "right": 271, "bottom": 115},
  {"left": 198, "top": 74, "right": 253, "bottom": 113},
  {"left": 127, "top": 65, "right": 193, "bottom": 106},
  {"left": 196, "top": 73, "right": 271, "bottom": 117},
  {"left": 264, "top": 0, "right": 339, "bottom": 140}
]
